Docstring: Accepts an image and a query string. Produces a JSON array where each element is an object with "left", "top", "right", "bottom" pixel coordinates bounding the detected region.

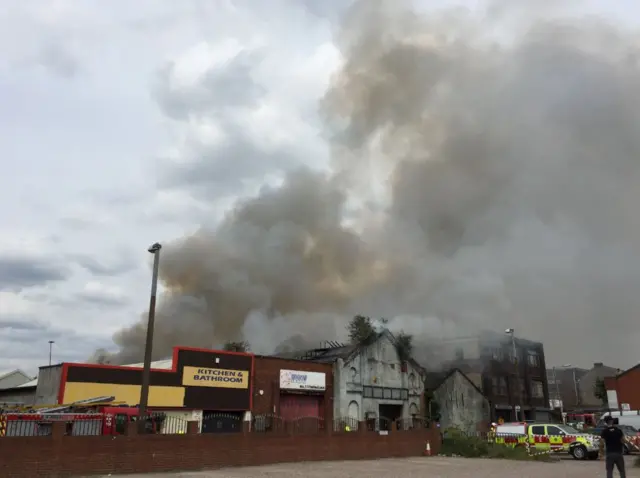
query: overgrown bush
[
  {"left": 439, "top": 428, "right": 551, "bottom": 462},
  {"left": 440, "top": 428, "right": 489, "bottom": 458}
]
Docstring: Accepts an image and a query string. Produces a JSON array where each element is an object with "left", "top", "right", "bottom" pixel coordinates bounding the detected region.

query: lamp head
[
  {"left": 505, "top": 328, "right": 514, "bottom": 334},
  {"left": 148, "top": 242, "right": 162, "bottom": 254}
]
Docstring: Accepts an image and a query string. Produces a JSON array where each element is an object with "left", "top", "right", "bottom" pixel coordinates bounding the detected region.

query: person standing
[{"left": 600, "top": 416, "right": 626, "bottom": 478}]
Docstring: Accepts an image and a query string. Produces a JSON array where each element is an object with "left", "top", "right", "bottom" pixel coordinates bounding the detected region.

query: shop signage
[
  {"left": 182, "top": 366, "right": 249, "bottom": 389},
  {"left": 279, "top": 369, "right": 326, "bottom": 391}
]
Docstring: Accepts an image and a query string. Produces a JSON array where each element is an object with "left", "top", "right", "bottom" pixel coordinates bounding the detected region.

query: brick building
[
  {"left": 252, "top": 355, "right": 333, "bottom": 426},
  {"left": 604, "top": 363, "right": 640, "bottom": 411},
  {"left": 3, "top": 346, "right": 335, "bottom": 433},
  {"left": 547, "top": 363, "right": 620, "bottom": 411},
  {"left": 426, "top": 331, "right": 551, "bottom": 422}
]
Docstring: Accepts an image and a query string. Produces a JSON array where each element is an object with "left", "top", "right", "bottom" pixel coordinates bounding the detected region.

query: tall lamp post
[
  {"left": 505, "top": 328, "right": 521, "bottom": 421},
  {"left": 48, "top": 340, "right": 55, "bottom": 366},
  {"left": 138, "top": 242, "right": 162, "bottom": 419}
]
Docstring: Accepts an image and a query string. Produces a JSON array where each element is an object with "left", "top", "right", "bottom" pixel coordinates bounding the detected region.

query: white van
[{"left": 599, "top": 411, "right": 640, "bottom": 429}]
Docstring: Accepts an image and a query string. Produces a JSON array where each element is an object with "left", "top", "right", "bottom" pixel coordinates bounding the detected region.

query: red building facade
[{"left": 604, "top": 364, "right": 640, "bottom": 411}]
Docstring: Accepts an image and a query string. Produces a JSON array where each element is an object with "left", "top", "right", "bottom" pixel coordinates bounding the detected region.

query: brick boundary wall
[{"left": 1, "top": 421, "right": 441, "bottom": 477}]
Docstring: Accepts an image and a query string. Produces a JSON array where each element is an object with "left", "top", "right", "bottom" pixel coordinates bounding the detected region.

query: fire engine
[
  {"left": 0, "top": 396, "right": 167, "bottom": 437},
  {"left": 565, "top": 413, "right": 597, "bottom": 429}
]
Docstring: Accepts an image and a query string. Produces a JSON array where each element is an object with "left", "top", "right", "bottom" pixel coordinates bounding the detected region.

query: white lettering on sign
[{"left": 279, "top": 369, "right": 326, "bottom": 391}]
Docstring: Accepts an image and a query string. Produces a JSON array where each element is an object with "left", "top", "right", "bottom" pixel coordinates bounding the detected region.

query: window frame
[
  {"left": 530, "top": 425, "right": 546, "bottom": 436},
  {"left": 531, "top": 380, "right": 544, "bottom": 398},
  {"left": 546, "top": 425, "right": 564, "bottom": 436}
]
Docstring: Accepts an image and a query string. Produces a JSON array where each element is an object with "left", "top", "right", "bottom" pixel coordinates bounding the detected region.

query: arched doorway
[{"left": 348, "top": 400, "right": 360, "bottom": 430}]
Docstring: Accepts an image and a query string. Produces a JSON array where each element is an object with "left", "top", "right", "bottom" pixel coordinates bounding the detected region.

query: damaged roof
[
  {"left": 274, "top": 344, "right": 358, "bottom": 363},
  {"left": 274, "top": 329, "right": 425, "bottom": 373}
]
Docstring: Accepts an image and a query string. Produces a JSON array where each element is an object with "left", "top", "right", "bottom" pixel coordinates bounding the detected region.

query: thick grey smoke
[{"left": 95, "top": 0, "right": 640, "bottom": 369}]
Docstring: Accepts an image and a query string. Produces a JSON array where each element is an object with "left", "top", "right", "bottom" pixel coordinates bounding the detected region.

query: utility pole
[{"left": 138, "top": 242, "right": 162, "bottom": 421}]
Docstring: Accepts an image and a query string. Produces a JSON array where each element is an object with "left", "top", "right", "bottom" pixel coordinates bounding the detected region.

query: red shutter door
[{"left": 280, "top": 394, "right": 322, "bottom": 420}]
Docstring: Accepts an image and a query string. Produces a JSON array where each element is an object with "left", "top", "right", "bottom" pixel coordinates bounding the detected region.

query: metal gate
[{"left": 201, "top": 412, "right": 242, "bottom": 434}]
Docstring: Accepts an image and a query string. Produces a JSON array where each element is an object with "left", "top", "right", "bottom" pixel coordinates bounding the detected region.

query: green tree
[
  {"left": 347, "top": 315, "right": 378, "bottom": 345},
  {"left": 394, "top": 332, "right": 413, "bottom": 362},
  {"left": 223, "top": 341, "right": 250, "bottom": 352},
  {"left": 594, "top": 378, "right": 608, "bottom": 406}
]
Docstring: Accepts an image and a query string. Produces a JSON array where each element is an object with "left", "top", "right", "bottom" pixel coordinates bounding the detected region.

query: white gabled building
[
  {"left": 277, "top": 330, "right": 424, "bottom": 428},
  {"left": 0, "top": 369, "right": 32, "bottom": 390}
]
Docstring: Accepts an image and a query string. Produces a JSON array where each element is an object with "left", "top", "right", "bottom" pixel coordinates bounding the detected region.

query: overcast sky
[{"left": 1, "top": 0, "right": 639, "bottom": 375}]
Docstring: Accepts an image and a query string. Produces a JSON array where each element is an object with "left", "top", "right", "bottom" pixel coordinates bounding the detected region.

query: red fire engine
[{"left": 0, "top": 399, "right": 164, "bottom": 437}]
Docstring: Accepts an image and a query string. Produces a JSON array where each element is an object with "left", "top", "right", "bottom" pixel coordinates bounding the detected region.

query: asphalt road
[{"left": 97, "top": 455, "right": 640, "bottom": 477}]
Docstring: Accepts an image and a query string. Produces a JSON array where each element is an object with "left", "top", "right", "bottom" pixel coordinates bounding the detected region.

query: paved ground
[{"left": 98, "top": 456, "right": 640, "bottom": 477}]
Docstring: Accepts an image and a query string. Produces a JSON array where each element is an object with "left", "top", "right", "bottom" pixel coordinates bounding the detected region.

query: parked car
[{"left": 586, "top": 424, "right": 639, "bottom": 454}]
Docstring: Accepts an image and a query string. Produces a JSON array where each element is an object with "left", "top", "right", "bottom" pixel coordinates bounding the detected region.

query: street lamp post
[
  {"left": 138, "top": 242, "right": 162, "bottom": 420},
  {"left": 505, "top": 328, "right": 521, "bottom": 421},
  {"left": 48, "top": 340, "right": 54, "bottom": 366}
]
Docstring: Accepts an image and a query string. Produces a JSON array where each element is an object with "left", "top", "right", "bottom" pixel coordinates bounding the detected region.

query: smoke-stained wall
[
  {"left": 434, "top": 370, "right": 490, "bottom": 435},
  {"left": 35, "top": 365, "right": 63, "bottom": 405},
  {"left": 333, "top": 333, "right": 423, "bottom": 421}
]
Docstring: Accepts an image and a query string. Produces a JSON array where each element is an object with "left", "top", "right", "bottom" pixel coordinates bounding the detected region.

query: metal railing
[
  {"left": 0, "top": 413, "right": 105, "bottom": 437},
  {"left": 333, "top": 416, "right": 359, "bottom": 432},
  {"left": 290, "top": 416, "right": 324, "bottom": 434},
  {"left": 251, "top": 413, "right": 285, "bottom": 433},
  {"left": 135, "top": 413, "right": 189, "bottom": 435},
  {"left": 0, "top": 412, "right": 442, "bottom": 437}
]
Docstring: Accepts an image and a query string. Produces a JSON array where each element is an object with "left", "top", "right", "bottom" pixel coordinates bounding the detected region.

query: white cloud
[
  {"left": 0, "top": 291, "right": 35, "bottom": 317},
  {"left": 0, "top": 0, "right": 338, "bottom": 372}
]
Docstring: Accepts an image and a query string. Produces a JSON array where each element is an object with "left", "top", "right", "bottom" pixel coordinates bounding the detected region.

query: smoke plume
[{"left": 94, "top": 0, "right": 640, "bottom": 369}]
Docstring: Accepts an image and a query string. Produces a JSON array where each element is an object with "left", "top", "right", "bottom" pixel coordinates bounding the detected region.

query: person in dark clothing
[{"left": 600, "top": 416, "right": 626, "bottom": 478}]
